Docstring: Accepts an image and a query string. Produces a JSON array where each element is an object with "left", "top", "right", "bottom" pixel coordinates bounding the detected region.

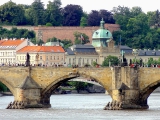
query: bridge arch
[
  {"left": 42, "top": 73, "right": 107, "bottom": 96},
  {"left": 140, "top": 79, "right": 160, "bottom": 103},
  {"left": 40, "top": 72, "right": 110, "bottom": 107},
  {"left": 0, "top": 78, "right": 15, "bottom": 96}
]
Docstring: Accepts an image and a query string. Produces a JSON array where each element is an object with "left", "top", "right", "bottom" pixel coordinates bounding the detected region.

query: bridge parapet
[{"left": 1, "top": 66, "right": 159, "bottom": 110}]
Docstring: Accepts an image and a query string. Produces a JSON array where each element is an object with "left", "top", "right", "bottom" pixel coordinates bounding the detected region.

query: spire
[{"left": 100, "top": 18, "right": 105, "bottom": 29}]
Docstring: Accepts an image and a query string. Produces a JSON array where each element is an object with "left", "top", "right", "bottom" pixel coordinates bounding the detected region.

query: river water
[{"left": 0, "top": 93, "right": 160, "bottom": 120}]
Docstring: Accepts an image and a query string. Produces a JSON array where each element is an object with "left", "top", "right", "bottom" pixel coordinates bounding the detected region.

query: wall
[{"left": 2, "top": 24, "right": 120, "bottom": 43}]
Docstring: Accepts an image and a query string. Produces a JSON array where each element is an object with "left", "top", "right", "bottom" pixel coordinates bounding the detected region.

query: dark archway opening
[
  {"left": 0, "top": 82, "right": 14, "bottom": 109},
  {"left": 141, "top": 82, "right": 160, "bottom": 109},
  {"left": 0, "top": 82, "right": 12, "bottom": 96},
  {"left": 41, "top": 76, "right": 111, "bottom": 109},
  {"left": 54, "top": 77, "right": 105, "bottom": 94}
]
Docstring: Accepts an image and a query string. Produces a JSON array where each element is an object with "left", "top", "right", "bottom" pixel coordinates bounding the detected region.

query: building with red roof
[
  {"left": 16, "top": 46, "right": 65, "bottom": 66},
  {"left": 0, "top": 39, "right": 34, "bottom": 65}
]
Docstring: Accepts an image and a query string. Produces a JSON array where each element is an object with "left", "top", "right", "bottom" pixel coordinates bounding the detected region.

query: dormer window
[
  {"left": 96, "top": 32, "right": 98, "bottom": 35},
  {"left": 106, "top": 32, "right": 108, "bottom": 36},
  {"left": 152, "top": 51, "right": 156, "bottom": 55}
]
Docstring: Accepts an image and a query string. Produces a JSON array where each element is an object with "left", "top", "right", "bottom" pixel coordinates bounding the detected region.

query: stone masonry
[{"left": 0, "top": 66, "right": 160, "bottom": 110}]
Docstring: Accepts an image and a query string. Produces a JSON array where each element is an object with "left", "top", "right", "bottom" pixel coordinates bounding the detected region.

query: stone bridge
[{"left": 0, "top": 66, "right": 160, "bottom": 110}]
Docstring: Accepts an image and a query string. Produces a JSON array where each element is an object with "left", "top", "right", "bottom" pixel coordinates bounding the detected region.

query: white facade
[
  {"left": 0, "top": 39, "right": 34, "bottom": 65},
  {"left": 65, "top": 53, "right": 99, "bottom": 67}
]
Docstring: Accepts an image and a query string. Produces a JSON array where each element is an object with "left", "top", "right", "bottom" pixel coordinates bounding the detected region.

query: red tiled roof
[
  {"left": 17, "top": 46, "right": 65, "bottom": 53},
  {"left": 0, "top": 40, "right": 24, "bottom": 46}
]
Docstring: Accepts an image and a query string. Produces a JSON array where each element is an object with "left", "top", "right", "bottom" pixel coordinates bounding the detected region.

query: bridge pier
[
  {"left": 40, "top": 95, "right": 51, "bottom": 108},
  {"left": 6, "top": 76, "right": 43, "bottom": 109},
  {"left": 104, "top": 66, "right": 148, "bottom": 110}
]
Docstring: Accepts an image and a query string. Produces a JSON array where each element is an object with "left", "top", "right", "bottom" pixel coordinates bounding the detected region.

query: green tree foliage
[
  {"left": 47, "top": 37, "right": 58, "bottom": 42},
  {"left": 62, "top": 4, "right": 83, "bottom": 26},
  {"left": 74, "top": 32, "right": 90, "bottom": 44},
  {"left": 0, "top": 82, "right": 7, "bottom": 92},
  {"left": 113, "top": 6, "right": 160, "bottom": 49},
  {"left": 148, "top": 10, "right": 160, "bottom": 27},
  {"left": 102, "top": 55, "right": 119, "bottom": 67},
  {"left": 68, "top": 81, "right": 89, "bottom": 93},
  {"left": 46, "top": 37, "right": 73, "bottom": 50},
  {"left": 87, "top": 10, "right": 101, "bottom": 26},
  {"left": 46, "top": 0, "right": 63, "bottom": 26},
  {"left": 0, "top": 27, "right": 35, "bottom": 41},
  {"left": 46, "top": 22, "right": 53, "bottom": 26},
  {"left": 37, "top": 39, "right": 44, "bottom": 45},
  {"left": 80, "top": 17, "right": 87, "bottom": 27},
  {"left": 92, "top": 61, "right": 98, "bottom": 67},
  {"left": 61, "top": 39, "right": 73, "bottom": 50},
  {"left": 112, "top": 6, "right": 132, "bottom": 30},
  {"left": 87, "top": 10, "right": 115, "bottom": 26},
  {"left": 29, "top": 0, "right": 45, "bottom": 26},
  {"left": 0, "top": 1, "right": 25, "bottom": 25},
  {"left": 99, "top": 10, "right": 115, "bottom": 24}
]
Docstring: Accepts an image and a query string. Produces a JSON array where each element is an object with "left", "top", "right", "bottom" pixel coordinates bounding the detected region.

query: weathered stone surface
[{"left": 0, "top": 66, "right": 160, "bottom": 109}]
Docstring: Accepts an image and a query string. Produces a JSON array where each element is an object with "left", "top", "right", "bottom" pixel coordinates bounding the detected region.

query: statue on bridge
[
  {"left": 120, "top": 50, "right": 128, "bottom": 67},
  {"left": 25, "top": 52, "right": 30, "bottom": 67}
]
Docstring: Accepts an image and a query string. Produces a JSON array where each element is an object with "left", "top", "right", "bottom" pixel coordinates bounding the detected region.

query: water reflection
[{"left": 0, "top": 93, "right": 160, "bottom": 120}]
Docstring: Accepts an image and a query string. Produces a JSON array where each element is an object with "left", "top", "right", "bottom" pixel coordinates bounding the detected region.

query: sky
[{"left": 0, "top": 0, "right": 159, "bottom": 13}]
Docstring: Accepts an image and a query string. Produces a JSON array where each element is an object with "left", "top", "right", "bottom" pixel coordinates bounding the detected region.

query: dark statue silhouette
[{"left": 25, "top": 53, "right": 30, "bottom": 67}]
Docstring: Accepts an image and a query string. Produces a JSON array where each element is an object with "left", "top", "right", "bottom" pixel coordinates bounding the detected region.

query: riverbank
[{"left": 0, "top": 92, "right": 13, "bottom": 96}]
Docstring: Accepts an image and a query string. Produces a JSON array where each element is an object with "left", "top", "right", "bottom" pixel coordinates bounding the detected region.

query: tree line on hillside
[
  {"left": 0, "top": 0, "right": 115, "bottom": 26},
  {"left": 112, "top": 6, "right": 160, "bottom": 49},
  {"left": 1, "top": 1, "right": 160, "bottom": 50}
]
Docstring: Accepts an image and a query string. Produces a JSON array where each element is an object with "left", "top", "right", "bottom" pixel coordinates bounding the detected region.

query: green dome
[
  {"left": 92, "top": 18, "right": 113, "bottom": 47},
  {"left": 92, "top": 29, "right": 112, "bottom": 39},
  {"left": 92, "top": 18, "right": 112, "bottom": 39}
]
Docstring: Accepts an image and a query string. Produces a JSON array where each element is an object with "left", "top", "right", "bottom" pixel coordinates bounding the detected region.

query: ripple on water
[{"left": 0, "top": 93, "right": 160, "bottom": 120}]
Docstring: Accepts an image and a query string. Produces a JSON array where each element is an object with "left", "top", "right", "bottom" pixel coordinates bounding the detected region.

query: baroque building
[
  {"left": 16, "top": 46, "right": 65, "bottom": 66},
  {"left": 0, "top": 38, "right": 34, "bottom": 65}
]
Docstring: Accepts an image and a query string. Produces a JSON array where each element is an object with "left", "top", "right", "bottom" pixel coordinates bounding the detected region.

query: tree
[
  {"left": 61, "top": 39, "right": 73, "bottom": 50},
  {"left": 46, "top": 23, "right": 53, "bottom": 26},
  {"left": 46, "top": 37, "right": 73, "bottom": 49},
  {"left": 102, "top": 55, "right": 119, "bottom": 67},
  {"left": 87, "top": 10, "right": 101, "bottom": 26},
  {"left": 68, "top": 81, "right": 88, "bottom": 93},
  {"left": 99, "top": 10, "right": 115, "bottom": 24},
  {"left": 74, "top": 32, "right": 90, "bottom": 44},
  {"left": 0, "top": 1, "right": 25, "bottom": 25},
  {"left": 29, "top": 0, "right": 45, "bottom": 25},
  {"left": 62, "top": 4, "right": 83, "bottom": 26},
  {"left": 46, "top": 0, "right": 63, "bottom": 26},
  {"left": 148, "top": 10, "right": 160, "bottom": 28},
  {"left": 130, "top": 7, "right": 143, "bottom": 17},
  {"left": 25, "top": 7, "right": 34, "bottom": 25},
  {"left": 37, "top": 39, "right": 44, "bottom": 45},
  {"left": 0, "top": 27, "right": 35, "bottom": 42},
  {"left": 80, "top": 17, "right": 87, "bottom": 27},
  {"left": 112, "top": 6, "right": 131, "bottom": 30}
]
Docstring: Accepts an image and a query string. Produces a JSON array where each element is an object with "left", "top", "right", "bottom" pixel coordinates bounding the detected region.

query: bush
[{"left": 46, "top": 23, "right": 53, "bottom": 26}]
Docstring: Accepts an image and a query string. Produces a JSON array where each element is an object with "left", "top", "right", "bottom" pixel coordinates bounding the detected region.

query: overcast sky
[{"left": 0, "top": 0, "right": 159, "bottom": 13}]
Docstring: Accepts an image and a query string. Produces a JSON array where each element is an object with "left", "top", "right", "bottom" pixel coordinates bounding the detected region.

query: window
[{"left": 40, "top": 56, "right": 42, "bottom": 60}]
